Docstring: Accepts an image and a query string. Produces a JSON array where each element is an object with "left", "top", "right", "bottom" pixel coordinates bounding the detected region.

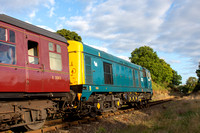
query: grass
[
  {"left": 117, "top": 95, "right": 200, "bottom": 133},
  {"left": 151, "top": 81, "right": 177, "bottom": 101},
  {"left": 96, "top": 126, "right": 106, "bottom": 133},
  {"left": 152, "top": 81, "right": 170, "bottom": 91}
]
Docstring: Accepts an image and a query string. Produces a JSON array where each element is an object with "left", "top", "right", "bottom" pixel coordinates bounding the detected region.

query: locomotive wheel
[
  {"left": 145, "top": 100, "right": 149, "bottom": 108},
  {"left": 89, "top": 112, "right": 97, "bottom": 118},
  {"left": 24, "top": 109, "right": 47, "bottom": 130},
  {"left": 135, "top": 102, "right": 142, "bottom": 109},
  {"left": 25, "top": 120, "right": 45, "bottom": 130}
]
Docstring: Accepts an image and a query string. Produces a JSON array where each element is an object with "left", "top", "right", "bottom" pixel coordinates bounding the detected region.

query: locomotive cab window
[
  {"left": 147, "top": 72, "right": 151, "bottom": 79},
  {"left": 143, "top": 69, "right": 146, "bottom": 77},
  {"left": 28, "top": 40, "right": 39, "bottom": 64},
  {"left": 0, "top": 27, "right": 6, "bottom": 41},
  {"left": 49, "top": 42, "right": 62, "bottom": 71},
  {"left": 103, "top": 62, "right": 113, "bottom": 84}
]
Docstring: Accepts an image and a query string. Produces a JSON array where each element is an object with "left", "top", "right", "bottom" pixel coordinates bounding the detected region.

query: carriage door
[{"left": 25, "top": 34, "right": 43, "bottom": 92}]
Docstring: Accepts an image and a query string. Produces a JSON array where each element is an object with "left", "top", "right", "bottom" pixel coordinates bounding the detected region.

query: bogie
[{"left": 24, "top": 109, "right": 47, "bottom": 130}]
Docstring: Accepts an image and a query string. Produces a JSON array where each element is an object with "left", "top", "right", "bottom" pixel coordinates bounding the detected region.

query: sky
[{"left": 0, "top": 0, "right": 199, "bottom": 84}]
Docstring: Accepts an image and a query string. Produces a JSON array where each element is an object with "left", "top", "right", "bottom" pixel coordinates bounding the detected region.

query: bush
[{"left": 178, "top": 85, "right": 189, "bottom": 94}]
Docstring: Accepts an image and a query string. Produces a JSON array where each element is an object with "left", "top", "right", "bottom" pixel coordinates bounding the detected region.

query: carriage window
[
  {"left": 9, "top": 30, "right": 15, "bottom": 43},
  {"left": 49, "top": 42, "right": 54, "bottom": 51},
  {"left": 56, "top": 45, "right": 61, "bottom": 53},
  {"left": 49, "top": 43, "right": 62, "bottom": 71},
  {"left": 28, "top": 40, "right": 39, "bottom": 64},
  {"left": 0, "top": 42, "right": 16, "bottom": 64},
  {"left": 0, "top": 28, "right": 6, "bottom": 41},
  {"left": 103, "top": 62, "right": 113, "bottom": 84},
  {"left": 49, "top": 52, "right": 62, "bottom": 71}
]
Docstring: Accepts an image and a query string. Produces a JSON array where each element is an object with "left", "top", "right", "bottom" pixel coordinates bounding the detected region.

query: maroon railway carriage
[
  {"left": 0, "top": 14, "right": 71, "bottom": 130},
  {"left": 0, "top": 14, "right": 70, "bottom": 97}
]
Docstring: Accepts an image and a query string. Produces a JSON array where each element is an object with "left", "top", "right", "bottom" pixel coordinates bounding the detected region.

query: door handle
[
  {"left": 42, "top": 64, "right": 45, "bottom": 69},
  {"left": 39, "top": 64, "right": 45, "bottom": 72}
]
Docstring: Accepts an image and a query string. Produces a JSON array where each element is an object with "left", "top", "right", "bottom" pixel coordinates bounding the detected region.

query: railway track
[{"left": 1, "top": 97, "right": 177, "bottom": 133}]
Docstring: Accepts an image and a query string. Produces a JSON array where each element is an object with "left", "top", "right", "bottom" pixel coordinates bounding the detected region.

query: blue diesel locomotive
[{"left": 68, "top": 41, "right": 153, "bottom": 113}]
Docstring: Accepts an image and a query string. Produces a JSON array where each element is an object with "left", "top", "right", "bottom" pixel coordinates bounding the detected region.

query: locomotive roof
[
  {"left": 82, "top": 43, "right": 143, "bottom": 70},
  {"left": 0, "top": 14, "right": 67, "bottom": 43}
]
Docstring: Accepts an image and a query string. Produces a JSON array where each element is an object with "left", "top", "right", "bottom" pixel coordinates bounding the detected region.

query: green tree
[
  {"left": 193, "top": 63, "right": 200, "bottom": 92},
  {"left": 129, "top": 46, "right": 175, "bottom": 85},
  {"left": 57, "top": 29, "right": 82, "bottom": 42},
  {"left": 169, "top": 70, "right": 182, "bottom": 88},
  {"left": 186, "top": 77, "right": 198, "bottom": 92},
  {"left": 196, "top": 63, "right": 200, "bottom": 82},
  {"left": 178, "top": 85, "right": 189, "bottom": 94},
  {"left": 169, "top": 70, "right": 182, "bottom": 91}
]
